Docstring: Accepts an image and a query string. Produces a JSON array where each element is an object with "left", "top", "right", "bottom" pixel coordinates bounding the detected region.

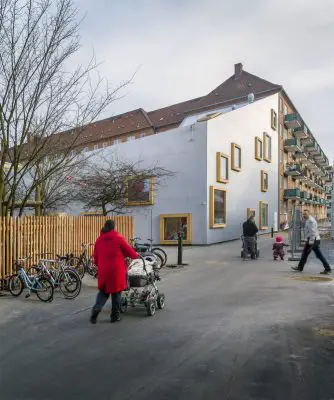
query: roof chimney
[{"left": 234, "top": 63, "right": 243, "bottom": 79}]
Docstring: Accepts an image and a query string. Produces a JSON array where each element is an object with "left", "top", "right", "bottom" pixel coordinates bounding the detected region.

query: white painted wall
[
  {"left": 67, "top": 123, "right": 209, "bottom": 244},
  {"left": 206, "top": 94, "right": 280, "bottom": 244}
]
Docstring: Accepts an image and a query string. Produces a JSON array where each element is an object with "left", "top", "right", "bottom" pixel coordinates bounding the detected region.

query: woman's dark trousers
[{"left": 91, "top": 291, "right": 121, "bottom": 320}]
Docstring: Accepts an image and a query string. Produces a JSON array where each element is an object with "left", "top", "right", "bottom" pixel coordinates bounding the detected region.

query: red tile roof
[
  {"left": 52, "top": 65, "right": 283, "bottom": 147},
  {"left": 56, "top": 108, "right": 154, "bottom": 148}
]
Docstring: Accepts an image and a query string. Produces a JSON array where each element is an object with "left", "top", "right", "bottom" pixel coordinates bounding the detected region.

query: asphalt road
[{"left": 1, "top": 237, "right": 334, "bottom": 400}]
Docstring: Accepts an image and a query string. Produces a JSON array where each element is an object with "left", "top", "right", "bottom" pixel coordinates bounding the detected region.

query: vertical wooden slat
[{"left": 0, "top": 215, "right": 133, "bottom": 278}]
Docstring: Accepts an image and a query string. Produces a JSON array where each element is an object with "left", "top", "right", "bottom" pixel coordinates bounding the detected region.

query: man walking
[
  {"left": 292, "top": 209, "right": 331, "bottom": 274},
  {"left": 242, "top": 215, "right": 258, "bottom": 259}
]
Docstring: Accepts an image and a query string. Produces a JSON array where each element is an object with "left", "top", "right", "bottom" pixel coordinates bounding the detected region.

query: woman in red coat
[{"left": 90, "top": 219, "right": 138, "bottom": 324}]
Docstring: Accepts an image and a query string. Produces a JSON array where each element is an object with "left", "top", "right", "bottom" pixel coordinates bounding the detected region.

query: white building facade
[{"left": 69, "top": 94, "right": 280, "bottom": 245}]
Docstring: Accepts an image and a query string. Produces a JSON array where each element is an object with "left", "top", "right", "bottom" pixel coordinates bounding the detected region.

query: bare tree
[
  {"left": 74, "top": 154, "right": 175, "bottom": 215},
  {"left": 0, "top": 0, "right": 131, "bottom": 216}
]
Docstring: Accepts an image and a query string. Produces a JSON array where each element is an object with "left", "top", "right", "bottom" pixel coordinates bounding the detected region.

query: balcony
[
  {"left": 301, "top": 135, "right": 314, "bottom": 146},
  {"left": 284, "top": 113, "right": 302, "bottom": 129},
  {"left": 293, "top": 125, "right": 309, "bottom": 139},
  {"left": 314, "top": 149, "right": 325, "bottom": 161},
  {"left": 284, "top": 138, "right": 301, "bottom": 152},
  {"left": 300, "top": 191, "right": 308, "bottom": 202},
  {"left": 305, "top": 140, "right": 320, "bottom": 155},
  {"left": 308, "top": 162, "right": 318, "bottom": 171},
  {"left": 284, "top": 188, "right": 300, "bottom": 199},
  {"left": 319, "top": 156, "right": 329, "bottom": 167},
  {"left": 284, "top": 163, "right": 303, "bottom": 176},
  {"left": 296, "top": 151, "right": 308, "bottom": 162}
]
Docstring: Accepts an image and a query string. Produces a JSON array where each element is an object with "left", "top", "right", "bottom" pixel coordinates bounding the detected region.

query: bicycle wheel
[
  {"left": 35, "top": 277, "right": 54, "bottom": 302},
  {"left": 59, "top": 269, "right": 81, "bottom": 299},
  {"left": 152, "top": 248, "right": 167, "bottom": 266},
  {"left": 87, "top": 258, "right": 97, "bottom": 278},
  {"left": 70, "top": 257, "right": 85, "bottom": 279},
  {"left": 142, "top": 252, "right": 163, "bottom": 269},
  {"left": 8, "top": 275, "right": 24, "bottom": 297}
]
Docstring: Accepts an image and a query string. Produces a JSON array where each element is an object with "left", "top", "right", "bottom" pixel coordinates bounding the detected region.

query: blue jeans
[{"left": 92, "top": 291, "right": 121, "bottom": 314}]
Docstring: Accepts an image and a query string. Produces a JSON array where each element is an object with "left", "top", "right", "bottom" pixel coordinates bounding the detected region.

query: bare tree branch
[
  {"left": 73, "top": 153, "right": 175, "bottom": 215},
  {"left": 0, "top": 0, "right": 132, "bottom": 215}
]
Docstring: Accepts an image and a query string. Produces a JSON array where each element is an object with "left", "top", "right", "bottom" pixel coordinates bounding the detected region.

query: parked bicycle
[
  {"left": 8, "top": 257, "right": 54, "bottom": 302},
  {"left": 69, "top": 244, "right": 98, "bottom": 279},
  {"left": 130, "top": 237, "right": 167, "bottom": 267},
  {"left": 27, "top": 254, "right": 82, "bottom": 299}
]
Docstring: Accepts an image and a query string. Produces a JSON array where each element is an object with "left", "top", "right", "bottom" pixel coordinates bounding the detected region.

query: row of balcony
[
  {"left": 283, "top": 189, "right": 330, "bottom": 206},
  {"left": 284, "top": 138, "right": 329, "bottom": 168},
  {"left": 284, "top": 164, "right": 327, "bottom": 190},
  {"left": 284, "top": 113, "right": 329, "bottom": 167}
]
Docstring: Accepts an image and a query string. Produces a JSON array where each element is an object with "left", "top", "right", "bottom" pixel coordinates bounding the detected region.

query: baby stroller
[
  {"left": 241, "top": 235, "right": 260, "bottom": 260},
  {"left": 121, "top": 255, "right": 165, "bottom": 316}
]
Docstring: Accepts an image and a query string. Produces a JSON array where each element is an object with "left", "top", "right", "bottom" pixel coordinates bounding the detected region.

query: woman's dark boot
[
  {"left": 90, "top": 308, "right": 100, "bottom": 324},
  {"left": 111, "top": 310, "right": 121, "bottom": 323}
]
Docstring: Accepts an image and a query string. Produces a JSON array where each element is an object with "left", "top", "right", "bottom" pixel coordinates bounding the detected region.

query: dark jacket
[{"left": 243, "top": 220, "right": 258, "bottom": 237}]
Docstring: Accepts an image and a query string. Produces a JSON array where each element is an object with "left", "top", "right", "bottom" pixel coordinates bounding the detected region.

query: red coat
[{"left": 94, "top": 230, "right": 138, "bottom": 294}]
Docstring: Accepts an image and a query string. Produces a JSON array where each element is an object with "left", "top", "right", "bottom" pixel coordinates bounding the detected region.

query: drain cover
[{"left": 290, "top": 276, "right": 333, "bottom": 283}]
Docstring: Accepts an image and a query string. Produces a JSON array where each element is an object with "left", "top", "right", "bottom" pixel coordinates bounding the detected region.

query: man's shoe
[
  {"left": 320, "top": 269, "right": 332, "bottom": 275},
  {"left": 291, "top": 266, "right": 303, "bottom": 272}
]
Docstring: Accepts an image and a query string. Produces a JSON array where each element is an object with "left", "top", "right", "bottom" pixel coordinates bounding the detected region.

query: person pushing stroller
[
  {"left": 272, "top": 235, "right": 288, "bottom": 261},
  {"left": 242, "top": 215, "right": 258, "bottom": 260}
]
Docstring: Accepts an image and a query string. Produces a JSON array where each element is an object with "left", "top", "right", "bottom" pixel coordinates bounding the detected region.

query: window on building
[
  {"left": 231, "top": 143, "right": 242, "bottom": 171},
  {"left": 216, "top": 152, "right": 229, "bottom": 183},
  {"left": 261, "top": 170, "right": 269, "bottom": 192},
  {"left": 209, "top": 186, "right": 226, "bottom": 228},
  {"left": 271, "top": 109, "right": 277, "bottom": 131},
  {"left": 279, "top": 124, "right": 284, "bottom": 137},
  {"left": 283, "top": 104, "right": 288, "bottom": 115},
  {"left": 259, "top": 201, "right": 269, "bottom": 229},
  {"left": 159, "top": 213, "right": 192, "bottom": 244},
  {"left": 255, "top": 137, "right": 263, "bottom": 161},
  {"left": 280, "top": 175, "right": 283, "bottom": 190},
  {"left": 263, "top": 133, "right": 272, "bottom": 163},
  {"left": 283, "top": 128, "right": 288, "bottom": 140},
  {"left": 280, "top": 98, "right": 283, "bottom": 113},
  {"left": 126, "top": 176, "right": 154, "bottom": 206}
]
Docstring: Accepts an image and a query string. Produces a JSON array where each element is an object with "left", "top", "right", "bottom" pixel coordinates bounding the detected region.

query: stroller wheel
[
  {"left": 157, "top": 293, "right": 165, "bottom": 309},
  {"left": 120, "top": 297, "right": 128, "bottom": 313},
  {"left": 146, "top": 299, "right": 156, "bottom": 316}
]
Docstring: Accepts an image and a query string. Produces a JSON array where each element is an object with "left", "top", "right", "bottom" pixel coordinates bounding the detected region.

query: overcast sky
[{"left": 73, "top": 0, "right": 334, "bottom": 159}]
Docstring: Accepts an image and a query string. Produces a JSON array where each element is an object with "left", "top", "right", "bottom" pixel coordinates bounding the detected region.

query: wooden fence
[{"left": 0, "top": 216, "right": 134, "bottom": 279}]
